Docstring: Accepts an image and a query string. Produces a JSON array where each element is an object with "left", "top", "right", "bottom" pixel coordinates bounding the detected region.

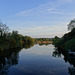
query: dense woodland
[{"left": 0, "top": 21, "right": 34, "bottom": 50}]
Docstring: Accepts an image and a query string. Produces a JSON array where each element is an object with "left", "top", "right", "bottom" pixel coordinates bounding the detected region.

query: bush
[{"left": 65, "top": 39, "right": 75, "bottom": 51}]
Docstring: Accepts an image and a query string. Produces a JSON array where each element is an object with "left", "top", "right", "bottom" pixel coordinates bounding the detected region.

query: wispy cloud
[
  {"left": 15, "top": 0, "right": 73, "bottom": 17},
  {"left": 15, "top": 22, "right": 68, "bottom": 38},
  {"left": 10, "top": 0, "right": 73, "bottom": 38}
]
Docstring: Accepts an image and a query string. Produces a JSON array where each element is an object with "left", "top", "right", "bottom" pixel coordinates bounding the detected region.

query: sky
[{"left": 0, "top": 0, "right": 75, "bottom": 38}]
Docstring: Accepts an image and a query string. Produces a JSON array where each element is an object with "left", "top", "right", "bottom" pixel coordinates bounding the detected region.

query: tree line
[
  {"left": 0, "top": 21, "right": 34, "bottom": 50},
  {"left": 52, "top": 19, "right": 75, "bottom": 52}
]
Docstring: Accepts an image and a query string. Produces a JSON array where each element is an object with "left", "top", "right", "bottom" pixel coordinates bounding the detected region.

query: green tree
[{"left": 65, "top": 39, "right": 75, "bottom": 51}]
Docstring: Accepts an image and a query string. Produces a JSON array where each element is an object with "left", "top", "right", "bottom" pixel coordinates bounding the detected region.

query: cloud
[
  {"left": 10, "top": 0, "right": 73, "bottom": 38},
  {"left": 16, "top": 22, "right": 68, "bottom": 38},
  {"left": 15, "top": 0, "right": 72, "bottom": 17}
]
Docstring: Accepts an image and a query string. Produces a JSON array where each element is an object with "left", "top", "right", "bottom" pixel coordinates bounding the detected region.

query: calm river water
[{"left": 0, "top": 44, "right": 74, "bottom": 75}]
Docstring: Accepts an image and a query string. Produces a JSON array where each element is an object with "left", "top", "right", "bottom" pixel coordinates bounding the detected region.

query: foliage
[
  {"left": 53, "top": 28, "right": 75, "bottom": 51},
  {"left": 68, "top": 19, "right": 75, "bottom": 30},
  {"left": 0, "top": 21, "right": 34, "bottom": 50},
  {"left": 65, "top": 39, "right": 75, "bottom": 51},
  {"left": 52, "top": 36, "right": 60, "bottom": 45},
  {"left": 0, "top": 21, "right": 9, "bottom": 36}
]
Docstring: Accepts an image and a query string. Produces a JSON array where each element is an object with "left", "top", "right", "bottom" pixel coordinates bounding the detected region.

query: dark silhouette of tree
[{"left": 68, "top": 19, "right": 75, "bottom": 30}]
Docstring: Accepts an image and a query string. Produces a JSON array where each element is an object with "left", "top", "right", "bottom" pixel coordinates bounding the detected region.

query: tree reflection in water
[
  {"left": 24, "top": 43, "right": 34, "bottom": 49},
  {"left": 0, "top": 48, "right": 20, "bottom": 75},
  {"left": 52, "top": 48, "right": 62, "bottom": 58},
  {"left": 52, "top": 48, "right": 75, "bottom": 75},
  {"left": 0, "top": 43, "right": 34, "bottom": 75}
]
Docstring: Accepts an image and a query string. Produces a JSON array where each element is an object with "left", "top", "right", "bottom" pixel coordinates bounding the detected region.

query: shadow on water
[
  {"left": 0, "top": 43, "right": 34, "bottom": 75},
  {"left": 52, "top": 48, "right": 75, "bottom": 75}
]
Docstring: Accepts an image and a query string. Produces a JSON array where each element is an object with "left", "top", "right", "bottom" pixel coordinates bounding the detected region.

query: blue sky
[{"left": 0, "top": 0, "right": 75, "bottom": 38}]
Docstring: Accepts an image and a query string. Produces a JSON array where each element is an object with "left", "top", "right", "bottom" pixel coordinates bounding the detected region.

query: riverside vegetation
[
  {"left": 0, "top": 20, "right": 75, "bottom": 75},
  {"left": 0, "top": 19, "right": 75, "bottom": 52},
  {"left": 52, "top": 19, "right": 75, "bottom": 52},
  {"left": 0, "top": 21, "right": 34, "bottom": 50}
]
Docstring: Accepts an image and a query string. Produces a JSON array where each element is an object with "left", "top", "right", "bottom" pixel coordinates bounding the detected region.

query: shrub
[{"left": 65, "top": 39, "right": 75, "bottom": 51}]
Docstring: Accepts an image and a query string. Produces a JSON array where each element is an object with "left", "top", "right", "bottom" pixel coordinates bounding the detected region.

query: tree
[
  {"left": 65, "top": 39, "right": 75, "bottom": 51},
  {"left": 0, "top": 21, "right": 9, "bottom": 36},
  {"left": 68, "top": 19, "right": 75, "bottom": 30}
]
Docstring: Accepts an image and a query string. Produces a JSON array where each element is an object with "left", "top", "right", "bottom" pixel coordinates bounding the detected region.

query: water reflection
[
  {"left": 0, "top": 44, "right": 75, "bottom": 75},
  {"left": 52, "top": 48, "right": 75, "bottom": 75},
  {"left": 52, "top": 48, "right": 62, "bottom": 58},
  {"left": 38, "top": 43, "right": 50, "bottom": 46},
  {"left": 0, "top": 48, "right": 20, "bottom": 75},
  {"left": 0, "top": 43, "right": 34, "bottom": 75},
  {"left": 23, "top": 43, "right": 34, "bottom": 49},
  {"left": 68, "top": 67, "right": 75, "bottom": 75}
]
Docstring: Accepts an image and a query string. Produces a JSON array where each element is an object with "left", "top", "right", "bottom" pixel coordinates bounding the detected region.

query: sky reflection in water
[{"left": 7, "top": 44, "right": 70, "bottom": 75}]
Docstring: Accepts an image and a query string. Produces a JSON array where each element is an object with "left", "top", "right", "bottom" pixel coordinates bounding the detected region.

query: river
[{"left": 0, "top": 44, "right": 74, "bottom": 75}]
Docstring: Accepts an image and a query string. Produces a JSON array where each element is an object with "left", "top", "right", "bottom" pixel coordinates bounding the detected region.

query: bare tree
[{"left": 0, "top": 21, "right": 9, "bottom": 36}]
